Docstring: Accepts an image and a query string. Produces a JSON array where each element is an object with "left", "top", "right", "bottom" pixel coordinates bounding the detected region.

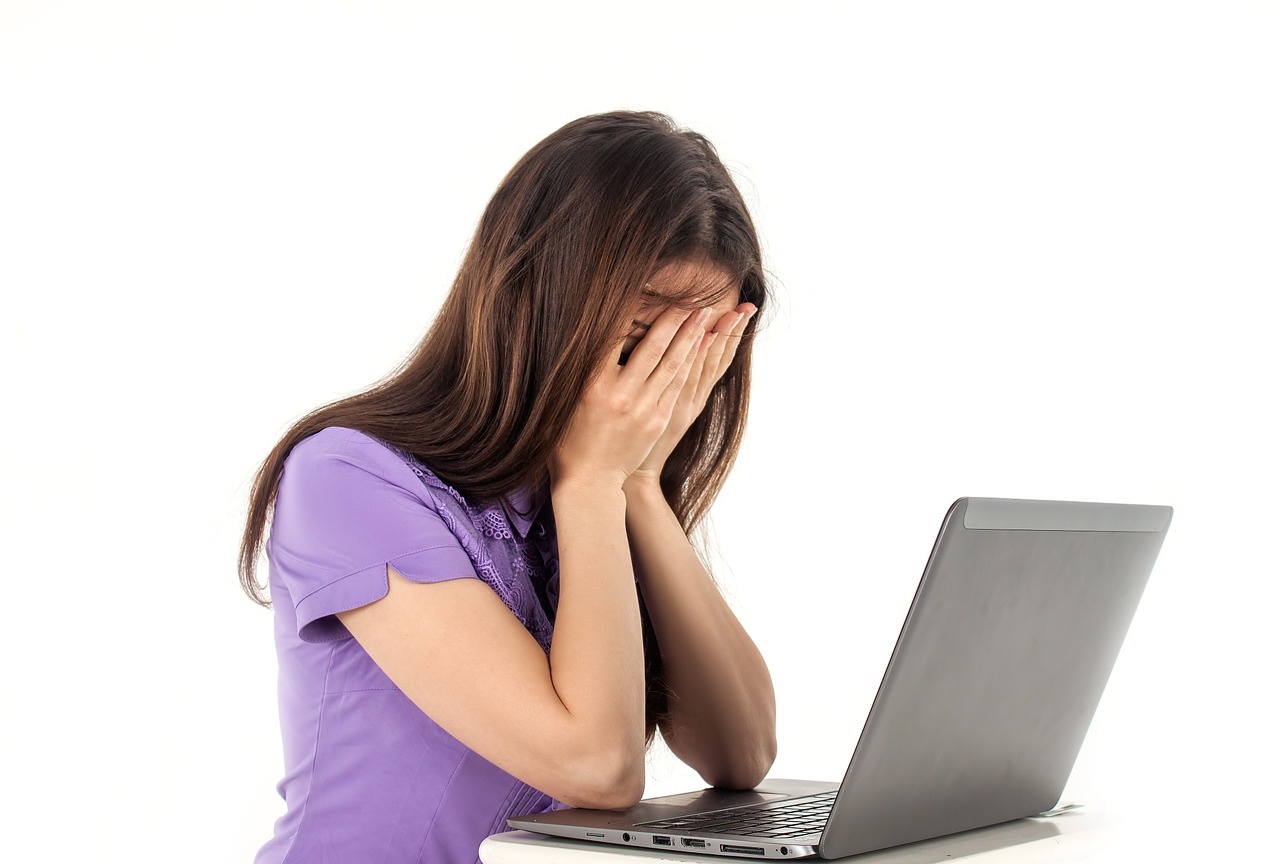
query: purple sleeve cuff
[{"left": 295, "top": 543, "right": 478, "bottom": 642}]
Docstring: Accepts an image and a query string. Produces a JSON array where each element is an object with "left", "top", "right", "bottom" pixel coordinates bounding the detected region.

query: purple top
[{"left": 255, "top": 427, "right": 564, "bottom": 864}]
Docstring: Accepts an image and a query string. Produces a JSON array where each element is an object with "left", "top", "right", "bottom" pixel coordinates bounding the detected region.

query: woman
[{"left": 240, "top": 110, "right": 776, "bottom": 863}]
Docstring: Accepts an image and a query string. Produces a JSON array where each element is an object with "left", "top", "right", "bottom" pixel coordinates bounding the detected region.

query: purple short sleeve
[{"left": 269, "top": 427, "right": 478, "bottom": 642}]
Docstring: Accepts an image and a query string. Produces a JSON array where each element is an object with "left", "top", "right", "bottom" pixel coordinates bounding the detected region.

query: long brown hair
[{"left": 239, "top": 110, "right": 769, "bottom": 730}]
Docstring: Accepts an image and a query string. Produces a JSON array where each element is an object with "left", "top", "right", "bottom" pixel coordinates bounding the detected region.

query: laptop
[{"left": 508, "top": 497, "right": 1172, "bottom": 859}]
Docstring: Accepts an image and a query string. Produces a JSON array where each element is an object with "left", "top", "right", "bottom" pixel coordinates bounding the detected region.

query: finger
[
  {"left": 695, "top": 304, "right": 755, "bottom": 402},
  {"left": 696, "top": 309, "right": 744, "bottom": 389},
  {"left": 616, "top": 306, "right": 696, "bottom": 381},
  {"left": 658, "top": 321, "right": 711, "bottom": 415},
  {"left": 713, "top": 304, "right": 751, "bottom": 335},
  {"left": 678, "top": 329, "right": 718, "bottom": 409},
  {"left": 616, "top": 320, "right": 651, "bottom": 367},
  {"left": 642, "top": 307, "right": 711, "bottom": 389}
]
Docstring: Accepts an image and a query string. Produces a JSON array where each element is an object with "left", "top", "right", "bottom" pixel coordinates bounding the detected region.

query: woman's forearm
[
  {"left": 548, "top": 477, "right": 650, "bottom": 800},
  {"left": 623, "top": 480, "right": 777, "bottom": 789}
]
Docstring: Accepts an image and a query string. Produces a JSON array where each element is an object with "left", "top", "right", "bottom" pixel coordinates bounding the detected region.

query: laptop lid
[{"left": 819, "top": 497, "right": 1171, "bottom": 857}]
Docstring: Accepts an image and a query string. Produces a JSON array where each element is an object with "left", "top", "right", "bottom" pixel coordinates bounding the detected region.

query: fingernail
[{"left": 698, "top": 308, "right": 713, "bottom": 323}]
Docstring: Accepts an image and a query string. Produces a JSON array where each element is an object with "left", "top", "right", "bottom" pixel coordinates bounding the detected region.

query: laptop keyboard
[{"left": 636, "top": 790, "right": 837, "bottom": 839}]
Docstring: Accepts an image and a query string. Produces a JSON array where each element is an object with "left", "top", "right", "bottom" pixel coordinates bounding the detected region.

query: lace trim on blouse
[{"left": 387, "top": 447, "right": 559, "bottom": 653}]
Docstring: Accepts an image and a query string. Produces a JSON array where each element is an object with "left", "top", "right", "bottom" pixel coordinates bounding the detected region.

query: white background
[{"left": 2, "top": 2, "right": 1276, "bottom": 861}]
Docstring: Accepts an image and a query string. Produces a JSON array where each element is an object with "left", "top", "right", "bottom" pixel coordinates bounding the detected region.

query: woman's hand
[
  {"left": 625, "top": 302, "right": 757, "bottom": 491},
  {"left": 551, "top": 306, "right": 713, "bottom": 492}
]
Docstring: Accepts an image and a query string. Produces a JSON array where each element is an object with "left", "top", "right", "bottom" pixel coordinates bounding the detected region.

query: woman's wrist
[
  {"left": 621, "top": 471, "right": 667, "bottom": 506},
  {"left": 623, "top": 474, "right": 680, "bottom": 537},
  {"left": 549, "top": 456, "right": 629, "bottom": 493},
  {"left": 550, "top": 471, "right": 629, "bottom": 524}
]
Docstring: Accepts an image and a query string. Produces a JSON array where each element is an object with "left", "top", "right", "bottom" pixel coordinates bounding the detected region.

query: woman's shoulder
[
  {"left": 284, "top": 426, "right": 428, "bottom": 492},
  {"left": 290, "top": 425, "right": 467, "bottom": 498},
  {"left": 287, "top": 425, "right": 387, "bottom": 465}
]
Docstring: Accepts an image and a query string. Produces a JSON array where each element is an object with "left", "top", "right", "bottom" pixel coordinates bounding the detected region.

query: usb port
[
  {"left": 652, "top": 836, "right": 671, "bottom": 846},
  {"left": 680, "top": 838, "right": 707, "bottom": 848},
  {"left": 720, "top": 844, "right": 766, "bottom": 856}
]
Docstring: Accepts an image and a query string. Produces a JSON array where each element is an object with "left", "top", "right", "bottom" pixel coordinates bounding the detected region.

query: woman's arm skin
[
  {"left": 337, "top": 306, "right": 712, "bottom": 810},
  {"left": 624, "top": 302, "right": 778, "bottom": 789},
  {"left": 624, "top": 483, "right": 777, "bottom": 789}
]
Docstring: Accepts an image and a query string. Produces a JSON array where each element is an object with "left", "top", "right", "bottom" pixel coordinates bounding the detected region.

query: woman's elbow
[
  {"left": 555, "top": 743, "right": 647, "bottom": 810},
  {"left": 704, "top": 733, "right": 777, "bottom": 790}
]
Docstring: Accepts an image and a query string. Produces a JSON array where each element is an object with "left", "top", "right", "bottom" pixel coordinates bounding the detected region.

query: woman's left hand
[{"left": 625, "top": 302, "right": 756, "bottom": 490}]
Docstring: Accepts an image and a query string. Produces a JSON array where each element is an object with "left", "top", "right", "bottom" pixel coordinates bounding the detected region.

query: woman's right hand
[{"left": 551, "top": 306, "right": 712, "bottom": 491}]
